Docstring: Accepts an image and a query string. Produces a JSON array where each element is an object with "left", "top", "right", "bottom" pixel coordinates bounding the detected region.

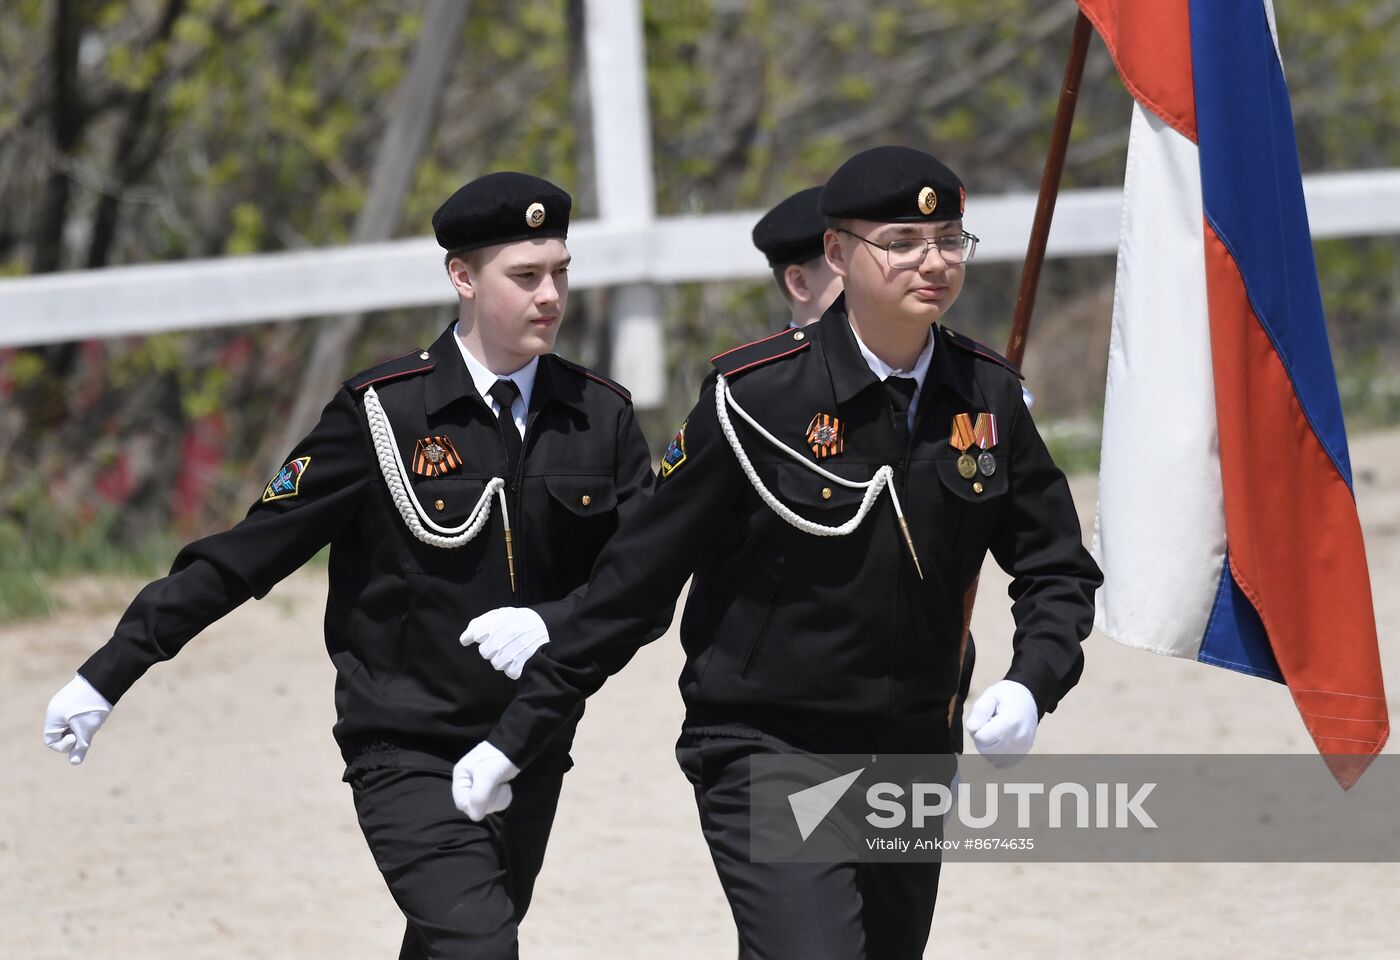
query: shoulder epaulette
[
  {"left": 710, "top": 327, "right": 811, "bottom": 378},
  {"left": 942, "top": 328, "right": 1024, "bottom": 380},
  {"left": 344, "top": 349, "right": 436, "bottom": 392},
  {"left": 554, "top": 356, "right": 632, "bottom": 402}
]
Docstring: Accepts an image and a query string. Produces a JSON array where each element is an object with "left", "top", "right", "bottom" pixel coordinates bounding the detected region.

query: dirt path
[{"left": 6, "top": 429, "right": 1398, "bottom": 958}]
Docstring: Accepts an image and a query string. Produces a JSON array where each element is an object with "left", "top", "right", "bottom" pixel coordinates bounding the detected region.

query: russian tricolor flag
[{"left": 1083, "top": 0, "right": 1388, "bottom": 786}]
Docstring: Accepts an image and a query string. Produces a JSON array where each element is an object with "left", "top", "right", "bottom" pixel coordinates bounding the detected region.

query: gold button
[
  {"left": 434, "top": 499, "right": 446, "bottom": 511},
  {"left": 419, "top": 351, "right": 430, "bottom": 360},
  {"left": 793, "top": 331, "right": 805, "bottom": 341},
  {"left": 580, "top": 494, "right": 592, "bottom": 507},
  {"left": 820, "top": 487, "right": 832, "bottom": 501},
  {"left": 972, "top": 482, "right": 984, "bottom": 495}
]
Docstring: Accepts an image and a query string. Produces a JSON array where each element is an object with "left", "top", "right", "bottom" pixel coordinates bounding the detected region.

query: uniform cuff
[
  {"left": 77, "top": 640, "right": 153, "bottom": 705},
  {"left": 1003, "top": 654, "right": 1060, "bottom": 718}
]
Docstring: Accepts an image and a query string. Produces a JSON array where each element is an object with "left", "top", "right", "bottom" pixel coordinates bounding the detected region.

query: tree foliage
[{"left": 0, "top": 0, "right": 1395, "bottom": 566}]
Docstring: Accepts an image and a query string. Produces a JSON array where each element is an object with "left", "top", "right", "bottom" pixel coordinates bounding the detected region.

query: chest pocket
[
  {"left": 931, "top": 453, "right": 1009, "bottom": 503},
  {"left": 408, "top": 474, "right": 494, "bottom": 524},
  {"left": 544, "top": 474, "right": 618, "bottom": 516},
  {"left": 925, "top": 452, "right": 1009, "bottom": 573},
  {"left": 540, "top": 474, "right": 619, "bottom": 584},
  {"left": 394, "top": 474, "right": 494, "bottom": 578},
  {"left": 753, "top": 459, "right": 870, "bottom": 514}
]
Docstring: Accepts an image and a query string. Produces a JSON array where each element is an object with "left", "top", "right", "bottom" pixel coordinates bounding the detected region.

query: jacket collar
[
  {"left": 927, "top": 324, "right": 979, "bottom": 405},
  {"left": 818, "top": 297, "right": 978, "bottom": 408},
  {"left": 423, "top": 322, "right": 587, "bottom": 417},
  {"left": 818, "top": 295, "right": 883, "bottom": 406}
]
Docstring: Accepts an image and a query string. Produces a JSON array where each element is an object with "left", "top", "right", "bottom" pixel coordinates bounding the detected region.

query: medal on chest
[
  {"left": 412, "top": 435, "right": 463, "bottom": 477},
  {"left": 951, "top": 412, "right": 999, "bottom": 484},
  {"left": 973, "top": 413, "right": 998, "bottom": 477},
  {"left": 950, "top": 413, "right": 978, "bottom": 479},
  {"left": 805, "top": 412, "right": 845, "bottom": 459}
]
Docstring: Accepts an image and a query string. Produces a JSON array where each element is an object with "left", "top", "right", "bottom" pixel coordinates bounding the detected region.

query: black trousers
[
  {"left": 951, "top": 632, "right": 976, "bottom": 754},
  {"left": 346, "top": 748, "right": 572, "bottom": 960},
  {"left": 676, "top": 721, "right": 944, "bottom": 960}
]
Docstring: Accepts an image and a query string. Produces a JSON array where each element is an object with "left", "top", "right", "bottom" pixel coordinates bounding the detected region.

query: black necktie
[
  {"left": 884, "top": 375, "right": 918, "bottom": 451},
  {"left": 488, "top": 379, "right": 523, "bottom": 484}
]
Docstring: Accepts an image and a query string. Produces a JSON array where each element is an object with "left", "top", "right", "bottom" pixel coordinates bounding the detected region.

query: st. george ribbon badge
[
  {"left": 950, "top": 413, "right": 978, "bottom": 479},
  {"left": 973, "top": 412, "right": 998, "bottom": 476},
  {"left": 805, "top": 412, "right": 845, "bottom": 459},
  {"left": 412, "top": 435, "right": 463, "bottom": 478}
]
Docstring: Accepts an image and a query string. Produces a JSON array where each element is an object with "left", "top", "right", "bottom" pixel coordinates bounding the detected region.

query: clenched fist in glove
[
  {"left": 44, "top": 674, "right": 113, "bottom": 765},
  {"left": 965, "top": 679, "right": 1039, "bottom": 767},
  {"left": 460, "top": 607, "right": 550, "bottom": 680},
  {"left": 452, "top": 742, "right": 521, "bottom": 821}
]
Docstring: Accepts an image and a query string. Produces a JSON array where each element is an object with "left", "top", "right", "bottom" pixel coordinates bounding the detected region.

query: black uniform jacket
[
  {"left": 80, "top": 323, "right": 659, "bottom": 763},
  {"left": 489, "top": 297, "right": 1101, "bottom": 767}
]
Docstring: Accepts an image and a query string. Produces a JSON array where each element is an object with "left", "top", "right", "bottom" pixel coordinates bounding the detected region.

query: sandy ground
[{"left": 5, "top": 429, "right": 1399, "bottom": 959}]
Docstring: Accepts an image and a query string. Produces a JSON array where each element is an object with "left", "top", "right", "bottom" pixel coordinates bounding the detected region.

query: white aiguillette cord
[
  {"left": 714, "top": 373, "right": 924, "bottom": 578},
  {"left": 363, "top": 385, "right": 517, "bottom": 590}
]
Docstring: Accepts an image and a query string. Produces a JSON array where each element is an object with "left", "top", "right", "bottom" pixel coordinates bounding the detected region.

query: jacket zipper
[
  {"left": 740, "top": 584, "right": 780, "bottom": 678},
  {"left": 479, "top": 394, "right": 531, "bottom": 595},
  {"left": 508, "top": 409, "right": 541, "bottom": 594}
]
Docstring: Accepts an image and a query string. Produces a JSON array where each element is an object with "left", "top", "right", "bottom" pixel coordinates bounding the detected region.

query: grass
[
  {"left": 0, "top": 506, "right": 335, "bottom": 624},
  {"left": 1040, "top": 417, "right": 1104, "bottom": 477},
  {"left": 0, "top": 511, "right": 183, "bottom": 623}
]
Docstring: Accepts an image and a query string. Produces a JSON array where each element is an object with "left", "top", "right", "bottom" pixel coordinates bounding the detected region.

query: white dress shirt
[
  {"left": 850, "top": 325, "right": 935, "bottom": 430},
  {"left": 453, "top": 324, "right": 538, "bottom": 439}
]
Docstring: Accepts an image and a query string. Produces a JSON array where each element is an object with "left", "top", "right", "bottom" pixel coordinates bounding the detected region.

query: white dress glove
[
  {"left": 44, "top": 673, "right": 114, "bottom": 765},
  {"left": 451, "top": 742, "right": 521, "bottom": 821},
  {"left": 965, "top": 679, "right": 1039, "bottom": 767},
  {"left": 460, "top": 607, "right": 550, "bottom": 680}
]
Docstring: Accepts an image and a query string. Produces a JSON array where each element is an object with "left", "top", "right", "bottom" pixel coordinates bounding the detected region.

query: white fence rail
[{"left": 2, "top": 168, "right": 1396, "bottom": 350}]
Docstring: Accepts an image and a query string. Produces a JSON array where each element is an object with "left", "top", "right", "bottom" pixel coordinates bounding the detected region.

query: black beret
[
  {"left": 819, "top": 146, "right": 965, "bottom": 223},
  {"left": 751, "top": 186, "right": 828, "bottom": 267},
  {"left": 432, "top": 172, "right": 572, "bottom": 252}
]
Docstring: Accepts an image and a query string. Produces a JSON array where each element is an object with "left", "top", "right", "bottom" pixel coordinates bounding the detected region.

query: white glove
[
  {"left": 44, "top": 673, "right": 114, "bottom": 765},
  {"left": 452, "top": 742, "right": 521, "bottom": 821},
  {"left": 460, "top": 607, "right": 550, "bottom": 680},
  {"left": 965, "top": 679, "right": 1039, "bottom": 768}
]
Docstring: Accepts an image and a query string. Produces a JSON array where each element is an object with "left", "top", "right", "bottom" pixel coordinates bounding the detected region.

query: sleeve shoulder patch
[
  {"left": 262, "top": 456, "right": 311, "bottom": 502},
  {"left": 660, "top": 419, "right": 687, "bottom": 478},
  {"left": 555, "top": 356, "right": 633, "bottom": 403},
  {"left": 710, "top": 328, "right": 811, "bottom": 378},
  {"left": 941, "top": 328, "right": 1024, "bottom": 380},
  {"left": 344, "top": 350, "right": 436, "bottom": 392}
]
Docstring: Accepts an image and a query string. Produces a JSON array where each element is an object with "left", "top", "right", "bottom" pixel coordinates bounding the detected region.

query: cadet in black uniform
[
  {"left": 42, "top": 173, "right": 661, "bottom": 959},
  {"left": 457, "top": 146, "right": 1102, "bottom": 957},
  {"left": 755, "top": 182, "right": 980, "bottom": 753}
]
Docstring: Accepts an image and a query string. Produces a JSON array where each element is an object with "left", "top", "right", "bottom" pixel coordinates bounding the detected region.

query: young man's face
[
  {"left": 826, "top": 218, "right": 966, "bottom": 328},
  {"left": 450, "top": 237, "right": 571, "bottom": 362}
]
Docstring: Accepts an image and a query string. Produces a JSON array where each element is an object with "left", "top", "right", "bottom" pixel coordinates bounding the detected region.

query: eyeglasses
[{"left": 836, "top": 228, "right": 979, "bottom": 268}]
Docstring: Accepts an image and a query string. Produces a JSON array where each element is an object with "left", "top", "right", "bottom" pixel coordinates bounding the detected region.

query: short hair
[
  {"left": 771, "top": 266, "right": 795, "bottom": 303},
  {"left": 772, "top": 251, "right": 831, "bottom": 303},
  {"left": 443, "top": 248, "right": 483, "bottom": 272}
]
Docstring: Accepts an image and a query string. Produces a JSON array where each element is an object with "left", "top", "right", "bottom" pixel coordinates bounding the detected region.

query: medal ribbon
[
  {"left": 949, "top": 413, "right": 975, "bottom": 452},
  {"left": 972, "top": 413, "right": 998, "bottom": 450}
]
